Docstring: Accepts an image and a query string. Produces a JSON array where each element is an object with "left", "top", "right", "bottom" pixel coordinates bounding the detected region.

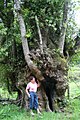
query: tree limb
[
  {"left": 59, "top": 0, "right": 69, "bottom": 55},
  {"left": 35, "top": 15, "right": 43, "bottom": 54},
  {"left": 14, "top": 0, "right": 44, "bottom": 81}
]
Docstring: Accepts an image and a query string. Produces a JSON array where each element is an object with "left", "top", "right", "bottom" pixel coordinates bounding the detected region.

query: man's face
[{"left": 31, "top": 77, "right": 35, "bottom": 83}]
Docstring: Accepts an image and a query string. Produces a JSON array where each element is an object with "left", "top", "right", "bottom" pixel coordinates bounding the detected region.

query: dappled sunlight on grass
[
  {"left": 69, "top": 81, "right": 80, "bottom": 98},
  {"left": 68, "top": 65, "right": 80, "bottom": 99},
  {"left": 0, "top": 88, "right": 17, "bottom": 100}
]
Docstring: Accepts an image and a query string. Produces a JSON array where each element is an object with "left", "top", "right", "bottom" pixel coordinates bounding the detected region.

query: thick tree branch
[
  {"left": 59, "top": 0, "right": 69, "bottom": 55},
  {"left": 14, "top": 0, "right": 44, "bottom": 81},
  {"left": 35, "top": 15, "right": 43, "bottom": 54}
]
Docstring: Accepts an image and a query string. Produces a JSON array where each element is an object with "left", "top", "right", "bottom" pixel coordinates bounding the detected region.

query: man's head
[{"left": 29, "top": 76, "right": 35, "bottom": 83}]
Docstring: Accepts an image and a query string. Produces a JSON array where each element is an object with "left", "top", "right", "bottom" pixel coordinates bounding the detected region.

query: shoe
[
  {"left": 31, "top": 112, "right": 35, "bottom": 116},
  {"left": 30, "top": 110, "right": 35, "bottom": 116},
  {"left": 38, "top": 111, "right": 42, "bottom": 115}
]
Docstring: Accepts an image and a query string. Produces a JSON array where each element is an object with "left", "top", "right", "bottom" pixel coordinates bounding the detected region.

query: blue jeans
[{"left": 29, "top": 92, "right": 38, "bottom": 109}]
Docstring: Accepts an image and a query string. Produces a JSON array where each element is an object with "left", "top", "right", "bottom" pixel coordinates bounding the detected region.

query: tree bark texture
[
  {"left": 59, "top": 0, "right": 69, "bottom": 55},
  {"left": 35, "top": 15, "right": 43, "bottom": 54}
]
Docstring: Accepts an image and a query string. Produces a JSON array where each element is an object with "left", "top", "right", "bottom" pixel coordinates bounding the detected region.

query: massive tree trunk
[
  {"left": 14, "top": 0, "right": 68, "bottom": 112},
  {"left": 15, "top": 0, "right": 51, "bottom": 111}
]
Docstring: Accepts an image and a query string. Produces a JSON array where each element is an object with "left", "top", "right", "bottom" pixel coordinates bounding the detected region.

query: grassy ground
[
  {"left": 0, "top": 66, "right": 80, "bottom": 120},
  {"left": 0, "top": 81, "right": 80, "bottom": 120},
  {"left": 0, "top": 99, "right": 80, "bottom": 120}
]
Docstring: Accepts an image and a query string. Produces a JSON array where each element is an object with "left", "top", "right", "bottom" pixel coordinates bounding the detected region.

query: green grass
[
  {"left": 0, "top": 99, "right": 80, "bottom": 120},
  {"left": 69, "top": 81, "right": 80, "bottom": 98},
  {"left": 0, "top": 80, "right": 80, "bottom": 120},
  {"left": 68, "top": 65, "right": 80, "bottom": 81},
  {"left": 0, "top": 88, "right": 17, "bottom": 99}
]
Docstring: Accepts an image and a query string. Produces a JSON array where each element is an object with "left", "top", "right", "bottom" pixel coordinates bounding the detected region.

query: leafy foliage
[
  {"left": 69, "top": 51, "right": 80, "bottom": 65},
  {"left": 0, "top": 23, "right": 7, "bottom": 35}
]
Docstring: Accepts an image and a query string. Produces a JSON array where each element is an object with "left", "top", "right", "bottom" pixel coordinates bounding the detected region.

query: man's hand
[
  {"left": 28, "top": 93, "right": 30, "bottom": 98},
  {"left": 26, "top": 89, "right": 30, "bottom": 98}
]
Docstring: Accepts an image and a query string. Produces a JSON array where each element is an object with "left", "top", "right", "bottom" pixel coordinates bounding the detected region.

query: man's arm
[
  {"left": 37, "top": 81, "right": 41, "bottom": 88},
  {"left": 26, "top": 89, "right": 30, "bottom": 98},
  {"left": 26, "top": 85, "right": 30, "bottom": 98}
]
